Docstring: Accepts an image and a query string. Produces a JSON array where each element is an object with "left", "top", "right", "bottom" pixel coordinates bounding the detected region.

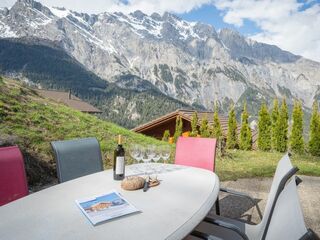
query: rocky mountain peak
[
  {"left": 150, "top": 12, "right": 162, "bottom": 21},
  {"left": 0, "top": 0, "right": 319, "bottom": 113},
  {"left": 131, "top": 10, "right": 146, "bottom": 20}
]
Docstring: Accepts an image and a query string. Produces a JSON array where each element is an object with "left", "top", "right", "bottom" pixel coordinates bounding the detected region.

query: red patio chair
[
  {"left": 175, "top": 136, "right": 217, "bottom": 172},
  {"left": 174, "top": 136, "right": 220, "bottom": 213},
  {"left": 0, "top": 146, "right": 28, "bottom": 206}
]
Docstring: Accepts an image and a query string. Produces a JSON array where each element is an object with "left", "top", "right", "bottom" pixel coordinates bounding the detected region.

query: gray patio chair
[
  {"left": 187, "top": 153, "right": 319, "bottom": 240},
  {"left": 51, "top": 137, "right": 103, "bottom": 183}
]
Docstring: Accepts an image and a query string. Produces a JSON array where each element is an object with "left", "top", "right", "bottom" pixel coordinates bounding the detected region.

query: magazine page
[{"left": 75, "top": 190, "right": 140, "bottom": 225}]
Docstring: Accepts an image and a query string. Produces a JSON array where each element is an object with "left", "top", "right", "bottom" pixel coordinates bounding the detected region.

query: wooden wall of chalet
[{"left": 139, "top": 118, "right": 192, "bottom": 140}]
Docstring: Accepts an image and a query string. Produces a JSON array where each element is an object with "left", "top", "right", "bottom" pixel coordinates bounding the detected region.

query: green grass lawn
[
  {"left": 216, "top": 150, "right": 320, "bottom": 181},
  {"left": 0, "top": 78, "right": 170, "bottom": 186}
]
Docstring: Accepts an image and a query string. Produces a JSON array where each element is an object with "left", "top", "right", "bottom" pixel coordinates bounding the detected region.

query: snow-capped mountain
[{"left": 1, "top": 0, "right": 319, "bottom": 112}]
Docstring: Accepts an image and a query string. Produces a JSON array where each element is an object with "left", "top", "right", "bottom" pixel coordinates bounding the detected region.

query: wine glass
[
  {"left": 152, "top": 146, "right": 161, "bottom": 174},
  {"left": 129, "top": 144, "right": 141, "bottom": 174},
  {"left": 160, "top": 145, "right": 171, "bottom": 172},
  {"left": 161, "top": 145, "right": 171, "bottom": 164},
  {"left": 143, "top": 145, "right": 155, "bottom": 175},
  {"left": 140, "top": 146, "right": 150, "bottom": 175}
]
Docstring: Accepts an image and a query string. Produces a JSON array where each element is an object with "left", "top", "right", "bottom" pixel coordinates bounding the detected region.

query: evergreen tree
[
  {"left": 211, "top": 104, "right": 223, "bottom": 138},
  {"left": 258, "top": 102, "right": 271, "bottom": 151},
  {"left": 162, "top": 130, "right": 170, "bottom": 142},
  {"left": 173, "top": 116, "right": 183, "bottom": 143},
  {"left": 271, "top": 99, "right": 280, "bottom": 150},
  {"left": 226, "top": 104, "right": 238, "bottom": 149},
  {"left": 290, "top": 101, "right": 304, "bottom": 153},
  {"left": 239, "top": 103, "right": 252, "bottom": 150},
  {"left": 276, "top": 99, "right": 289, "bottom": 152},
  {"left": 309, "top": 101, "right": 320, "bottom": 156},
  {"left": 189, "top": 111, "right": 199, "bottom": 137},
  {"left": 200, "top": 114, "right": 210, "bottom": 137}
]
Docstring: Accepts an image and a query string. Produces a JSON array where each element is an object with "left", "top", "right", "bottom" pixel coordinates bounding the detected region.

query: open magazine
[{"left": 76, "top": 190, "right": 140, "bottom": 225}]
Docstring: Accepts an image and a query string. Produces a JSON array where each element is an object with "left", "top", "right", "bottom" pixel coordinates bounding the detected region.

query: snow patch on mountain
[
  {"left": 0, "top": 21, "right": 17, "bottom": 38},
  {"left": 48, "top": 6, "right": 70, "bottom": 18}
]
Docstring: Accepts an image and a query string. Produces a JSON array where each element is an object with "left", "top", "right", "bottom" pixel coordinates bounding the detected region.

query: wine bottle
[{"left": 113, "top": 135, "right": 125, "bottom": 180}]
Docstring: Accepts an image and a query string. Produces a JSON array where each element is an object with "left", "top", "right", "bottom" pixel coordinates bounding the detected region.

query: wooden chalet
[
  {"left": 36, "top": 89, "right": 102, "bottom": 114},
  {"left": 132, "top": 109, "right": 258, "bottom": 146}
]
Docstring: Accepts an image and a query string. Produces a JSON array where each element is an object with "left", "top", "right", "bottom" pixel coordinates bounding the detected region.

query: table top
[{"left": 0, "top": 163, "right": 219, "bottom": 240}]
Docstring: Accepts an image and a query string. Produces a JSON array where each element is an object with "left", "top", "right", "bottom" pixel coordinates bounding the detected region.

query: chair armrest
[
  {"left": 295, "top": 176, "right": 303, "bottom": 186},
  {"left": 299, "top": 228, "right": 320, "bottom": 240},
  {"left": 190, "top": 216, "right": 249, "bottom": 240},
  {"left": 219, "top": 187, "right": 263, "bottom": 220},
  {"left": 204, "top": 217, "right": 249, "bottom": 240},
  {"left": 191, "top": 230, "right": 219, "bottom": 240}
]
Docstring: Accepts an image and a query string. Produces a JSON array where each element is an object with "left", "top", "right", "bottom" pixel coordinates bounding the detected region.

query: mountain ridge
[{"left": 0, "top": 0, "right": 319, "bottom": 117}]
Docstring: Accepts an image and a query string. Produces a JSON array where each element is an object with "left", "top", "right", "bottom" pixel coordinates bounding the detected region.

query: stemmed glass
[
  {"left": 161, "top": 145, "right": 171, "bottom": 164},
  {"left": 160, "top": 145, "right": 171, "bottom": 172},
  {"left": 152, "top": 146, "right": 161, "bottom": 174},
  {"left": 144, "top": 145, "right": 155, "bottom": 175},
  {"left": 129, "top": 144, "right": 141, "bottom": 174}
]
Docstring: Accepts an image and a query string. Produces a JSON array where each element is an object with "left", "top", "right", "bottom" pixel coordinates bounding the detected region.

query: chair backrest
[
  {"left": 51, "top": 137, "right": 103, "bottom": 183},
  {"left": 0, "top": 146, "right": 28, "bottom": 206},
  {"left": 252, "top": 153, "right": 301, "bottom": 239},
  {"left": 174, "top": 137, "right": 217, "bottom": 172},
  {"left": 265, "top": 177, "right": 308, "bottom": 240}
]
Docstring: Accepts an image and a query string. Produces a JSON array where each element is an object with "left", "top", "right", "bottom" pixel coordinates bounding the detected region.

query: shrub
[
  {"left": 275, "top": 99, "right": 289, "bottom": 152},
  {"left": 271, "top": 99, "right": 279, "bottom": 150},
  {"left": 211, "top": 104, "right": 222, "bottom": 138},
  {"left": 290, "top": 100, "right": 304, "bottom": 153},
  {"left": 162, "top": 130, "right": 170, "bottom": 142},
  {"left": 226, "top": 104, "right": 238, "bottom": 149},
  {"left": 258, "top": 102, "right": 271, "bottom": 151},
  {"left": 239, "top": 103, "right": 252, "bottom": 150},
  {"left": 189, "top": 111, "right": 199, "bottom": 137},
  {"left": 200, "top": 114, "right": 210, "bottom": 137},
  {"left": 309, "top": 101, "right": 320, "bottom": 156},
  {"left": 173, "top": 116, "right": 183, "bottom": 143}
]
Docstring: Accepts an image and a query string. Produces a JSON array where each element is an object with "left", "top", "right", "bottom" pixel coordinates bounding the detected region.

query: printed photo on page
[{"left": 76, "top": 190, "right": 140, "bottom": 225}]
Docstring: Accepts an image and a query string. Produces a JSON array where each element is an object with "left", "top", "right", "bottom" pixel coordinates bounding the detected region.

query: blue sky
[
  {"left": 1, "top": 0, "right": 320, "bottom": 61},
  {"left": 178, "top": 4, "right": 261, "bottom": 36}
]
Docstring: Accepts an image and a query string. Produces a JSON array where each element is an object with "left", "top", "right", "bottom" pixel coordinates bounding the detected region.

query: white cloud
[
  {"left": 214, "top": 0, "right": 320, "bottom": 62},
  {"left": 0, "top": 0, "right": 212, "bottom": 14}
]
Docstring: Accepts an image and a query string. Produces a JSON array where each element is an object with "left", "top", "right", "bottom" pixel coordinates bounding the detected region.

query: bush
[
  {"left": 258, "top": 102, "right": 271, "bottom": 151},
  {"left": 239, "top": 103, "right": 252, "bottom": 150},
  {"left": 226, "top": 104, "right": 238, "bottom": 149},
  {"left": 290, "top": 101, "right": 304, "bottom": 153},
  {"left": 162, "top": 130, "right": 170, "bottom": 142},
  {"left": 309, "top": 101, "right": 320, "bottom": 156}
]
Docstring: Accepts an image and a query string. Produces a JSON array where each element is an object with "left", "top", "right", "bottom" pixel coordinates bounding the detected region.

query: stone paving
[{"left": 208, "top": 176, "right": 320, "bottom": 236}]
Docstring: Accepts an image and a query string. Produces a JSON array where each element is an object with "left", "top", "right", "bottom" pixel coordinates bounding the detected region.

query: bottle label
[{"left": 115, "top": 156, "right": 125, "bottom": 174}]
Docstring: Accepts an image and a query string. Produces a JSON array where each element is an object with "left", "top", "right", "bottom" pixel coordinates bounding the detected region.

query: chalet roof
[
  {"left": 36, "top": 89, "right": 102, "bottom": 113},
  {"left": 132, "top": 109, "right": 228, "bottom": 132},
  {"left": 132, "top": 109, "right": 258, "bottom": 144}
]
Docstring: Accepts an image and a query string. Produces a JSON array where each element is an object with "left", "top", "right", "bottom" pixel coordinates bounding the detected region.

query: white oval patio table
[{"left": 0, "top": 163, "right": 219, "bottom": 240}]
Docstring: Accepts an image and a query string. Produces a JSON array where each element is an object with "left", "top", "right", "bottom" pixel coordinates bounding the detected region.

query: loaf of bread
[{"left": 121, "top": 176, "right": 145, "bottom": 190}]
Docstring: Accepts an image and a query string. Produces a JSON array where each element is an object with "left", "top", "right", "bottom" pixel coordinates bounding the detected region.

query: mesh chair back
[
  {"left": 250, "top": 153, "right": 295, "bottom": 239},
  {"left": 0, "top": 146, "right": 28, "bottom": 206},
  {"left": 51, "top": 137, "right": 103, "bottom": 183},
  {"left": 175, "top": 137, "right": 217, "bottom": 172},
  {"left": 265, "top": 178, "right": 307, "bottom": 239}
]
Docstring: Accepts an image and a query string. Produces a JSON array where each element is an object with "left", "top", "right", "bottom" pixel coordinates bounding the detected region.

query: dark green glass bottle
[{"left": 113, "top": 135, "right": 125, "bottom": 180}]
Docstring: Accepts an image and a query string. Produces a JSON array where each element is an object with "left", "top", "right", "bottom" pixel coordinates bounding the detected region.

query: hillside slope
[{"left": 0, "top": 77, "right": 166, "bottom": 188}]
